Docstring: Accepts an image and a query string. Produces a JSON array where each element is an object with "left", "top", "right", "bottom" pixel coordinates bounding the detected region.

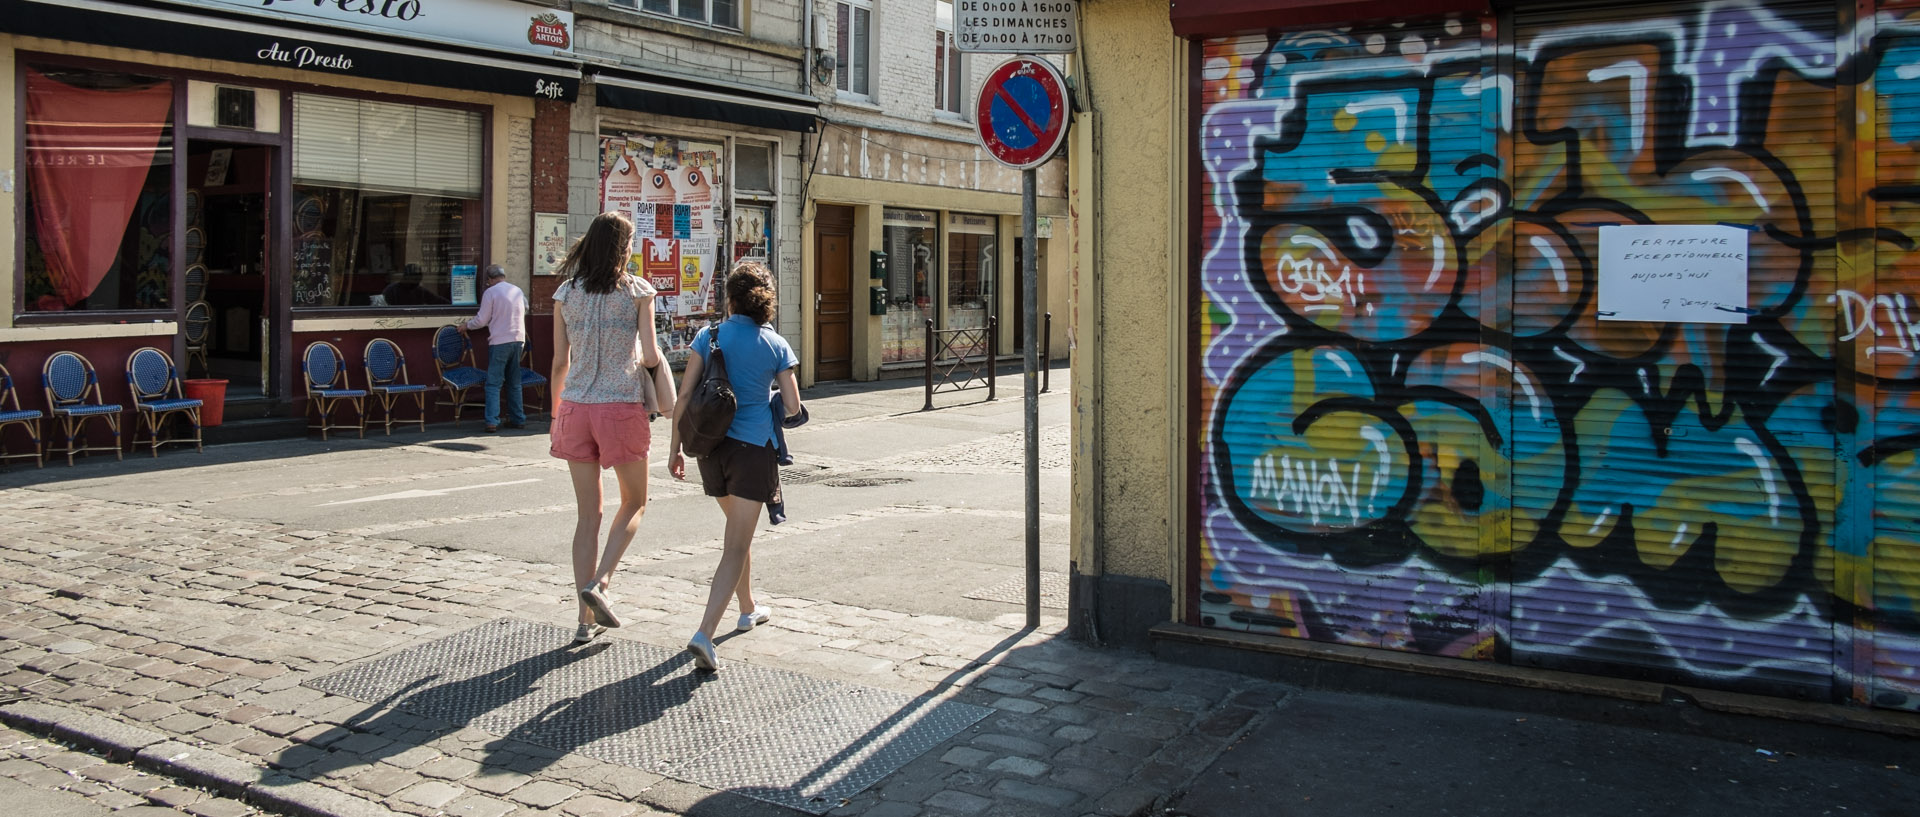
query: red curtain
[{"left": 24, "top": 68, "right": 172, "bottom": 309}]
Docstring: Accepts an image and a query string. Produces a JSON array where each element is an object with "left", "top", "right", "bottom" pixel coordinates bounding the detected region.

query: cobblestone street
[{"left": 0, "top": 374, "right": 1286, "bottom": 817}]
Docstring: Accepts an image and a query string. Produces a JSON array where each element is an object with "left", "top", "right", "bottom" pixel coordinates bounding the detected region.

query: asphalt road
[{"left": 7, "top": 371, "right": 1073, "bottom": 624}]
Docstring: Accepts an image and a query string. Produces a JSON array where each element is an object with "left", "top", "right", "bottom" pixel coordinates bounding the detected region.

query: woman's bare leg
[
  {"left": 696, "top": 495, "right": 762, "bottom": 638},
  {"left": 593, "top": 457, "right": 650, "bottom": 592},
  {"left": 566, "top": 461, "right": 604, "bottom": 625}
]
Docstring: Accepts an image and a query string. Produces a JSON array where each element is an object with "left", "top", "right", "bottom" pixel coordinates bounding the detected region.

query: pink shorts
[{"left": 549, "top": 401, "right": 652, "bottom": 468}]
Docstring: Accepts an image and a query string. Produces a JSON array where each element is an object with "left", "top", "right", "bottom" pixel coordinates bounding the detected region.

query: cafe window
[
  {"left": 947, "top": 213, "right": 996, "bottom": 334},
  {"left": 290, "top": 94, "right": 484, "bottom": 308},
  {"left": 882, "top": 209, "right": 937, "bottom": 364},
  {"left": 21, "top": 64, "right": 175, "bottom": 314}
]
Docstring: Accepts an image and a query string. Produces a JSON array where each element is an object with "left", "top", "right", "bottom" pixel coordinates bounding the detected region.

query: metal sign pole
[{"left": 1023, "top": 168, "right": 1040, "bottom": 629}]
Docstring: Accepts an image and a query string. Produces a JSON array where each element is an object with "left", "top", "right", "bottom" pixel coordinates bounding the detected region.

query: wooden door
[{"left": 814, "top": 205, "right": 854, "bottom": 381}]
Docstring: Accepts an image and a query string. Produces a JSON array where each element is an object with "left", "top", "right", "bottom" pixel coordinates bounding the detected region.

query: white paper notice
[{"left": 1598, "top": 224, "right": 1749, "bottom": 324}]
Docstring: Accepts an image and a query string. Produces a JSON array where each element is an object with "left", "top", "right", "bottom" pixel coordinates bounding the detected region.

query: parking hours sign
[
  {"left": 956, "top": 1, "right": 1077, "bottom": 54},
  {"left": 976, "top": 56, "right": 1069, "bottom": 169}
]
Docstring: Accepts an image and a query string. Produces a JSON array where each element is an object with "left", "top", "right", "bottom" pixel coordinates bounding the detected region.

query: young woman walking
[
  {"left": 549, "top": 211, "right": 671, "bottom": 644},
  {"left": 669, "top": 262, "right": 801, "bottom": 671}
]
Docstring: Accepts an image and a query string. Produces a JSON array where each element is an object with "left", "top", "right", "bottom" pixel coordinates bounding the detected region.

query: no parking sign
[{"left": 976, "top": 56, "right": 1069, "bottom": 170}]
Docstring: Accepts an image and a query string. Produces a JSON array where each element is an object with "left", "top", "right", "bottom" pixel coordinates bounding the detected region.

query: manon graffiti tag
[{"left": 1196, "top": 1, "right": 1920, "bottom": 707}]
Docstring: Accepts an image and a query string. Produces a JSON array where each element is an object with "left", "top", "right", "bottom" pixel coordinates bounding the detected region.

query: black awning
[
  {"left": 593, "top": 75, "right": 818, "bottom": 133},
  {"left": 3, "top": 0, "right": 580, "bottom": 102}
]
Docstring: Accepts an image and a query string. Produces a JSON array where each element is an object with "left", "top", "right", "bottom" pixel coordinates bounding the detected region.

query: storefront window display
[
  {"left": 882, "top": 209, "right": 937, "bottom": 363},
  {"left": 21, "top": 64, "right": 175, "bottom": 313},
  {"left": 290, "top": 94, "right": 485, "bottom": 308},
  {"left": 946, "top": 213, "right": 995, "bottom": 356},
  {"left": 602, "top": 131, "right": 726, "bottom": 366}
]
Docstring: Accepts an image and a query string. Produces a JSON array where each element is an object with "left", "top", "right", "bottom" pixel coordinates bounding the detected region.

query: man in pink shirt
[{"left": 461, "top": 265, "right": 529, "bottom": 432}]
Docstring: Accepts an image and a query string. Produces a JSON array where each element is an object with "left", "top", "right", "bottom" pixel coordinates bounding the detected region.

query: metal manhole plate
[
  {"left": 820, "top": 477, "right": 912, "bottom": 488},
  {"left": 963, "top": 572, "right": 1070, "bottom": 609},
  {"left": 303, "top": 618, "right": 989, "bottom": 814}
]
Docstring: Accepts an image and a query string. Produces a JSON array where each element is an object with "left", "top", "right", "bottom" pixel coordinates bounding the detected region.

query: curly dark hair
[
  {"left": 726, "top": 261, "right": 776, "bottom": 325},
  {"left": 558, "top": 211, "right": 635, "bottom": 294}
]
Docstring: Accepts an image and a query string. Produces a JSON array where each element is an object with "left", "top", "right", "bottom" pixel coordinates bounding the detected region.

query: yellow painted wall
[
  {"left": 1071, "top": 1, "right": 1185, "bottom": 593},
  {"left": 0, "top": 35, "right": 532, "bottom": 340}
]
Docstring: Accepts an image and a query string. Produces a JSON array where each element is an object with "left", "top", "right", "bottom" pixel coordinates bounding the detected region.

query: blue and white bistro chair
[
  {"left": 519, "top": 336, "right": 548, "bottom": 417},
  {"left": 301, "top": 341, "right": 366, "bottom": 440},
  {"left": 125, "top": 347, "right": 203, "bottom": 456},
  {"left": 363, "top": 337, "right": 430, "bottom": 434},
  {"left": 42, "top": 351, "right": 123, "bottom": 465},
  {"left": 0, "top": 363, "right": 45, "bottom": 468},
  {"left": 431, "top": 324, "right": 486, "bottom": 425}
]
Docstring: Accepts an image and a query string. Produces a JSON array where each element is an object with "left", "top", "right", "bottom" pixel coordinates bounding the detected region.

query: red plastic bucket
[{"left": 182, "top": 379, "right": 228, "bottom": 426}]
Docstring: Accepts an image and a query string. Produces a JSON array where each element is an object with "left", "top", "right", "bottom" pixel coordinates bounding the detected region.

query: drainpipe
[{"left": 801, "top": 0, "right": 814, "bottom": 94}]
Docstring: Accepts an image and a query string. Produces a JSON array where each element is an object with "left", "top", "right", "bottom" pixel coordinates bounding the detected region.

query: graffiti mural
[{"left": 1195, "top": 1, "right": 1920, "bottom": 707}]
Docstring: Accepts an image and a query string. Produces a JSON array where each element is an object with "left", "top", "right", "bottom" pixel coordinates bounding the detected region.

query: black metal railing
[{"left": 923, "top": 317, "right": 997, "bottom": 411}]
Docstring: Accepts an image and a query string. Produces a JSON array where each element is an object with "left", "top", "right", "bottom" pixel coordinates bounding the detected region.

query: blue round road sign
[{"left": 977, "top": 57, "right": 1069, "bottom": 170}]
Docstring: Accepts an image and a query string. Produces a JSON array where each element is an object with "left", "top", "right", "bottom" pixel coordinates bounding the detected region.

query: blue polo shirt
[{"left": 692, "top": 315, "right": 799, "bottom": 448}]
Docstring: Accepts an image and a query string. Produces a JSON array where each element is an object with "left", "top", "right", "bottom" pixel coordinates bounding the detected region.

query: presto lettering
[
  {"left": 259, "top": 0, "right": 423, "bottom": 22},
  {"left": 256, "top": 42, "right": 356, "bottom": 72}
]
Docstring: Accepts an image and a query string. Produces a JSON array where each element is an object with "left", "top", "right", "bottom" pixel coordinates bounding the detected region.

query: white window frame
[
  {"left": 624, "top": 0, "right": 741, "bottom": 31},
  {"left": 835, "top": 0, "right": 874, "bottom": 101},
  {"left": 935, "top": 1, "right": 964, "bottom": 116}
]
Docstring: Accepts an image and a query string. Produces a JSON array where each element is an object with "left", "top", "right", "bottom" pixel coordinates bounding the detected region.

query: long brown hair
[
  {"left": 726, "top": 261, "right": 776, "bottom": 324},
  {"left": 559, "top": 211, "right": 635, "bottom": 294}
]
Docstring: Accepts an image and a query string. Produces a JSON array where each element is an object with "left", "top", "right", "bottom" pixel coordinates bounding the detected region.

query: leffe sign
[
  {"left": 158, "top": 0, "right": 573, "bottom": 57},
  {"left": 955, "top": 0, "right": 1076, "bottom": 54}
]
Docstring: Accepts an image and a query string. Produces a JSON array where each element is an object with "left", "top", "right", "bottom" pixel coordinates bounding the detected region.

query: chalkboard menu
[{"left": 293, "top": 237, "right": 333, "bottom": 307}]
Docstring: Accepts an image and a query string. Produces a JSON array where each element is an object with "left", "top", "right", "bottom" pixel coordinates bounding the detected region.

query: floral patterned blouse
[{"left": 552, "top": 275, "right": 658, "bottom": 405}]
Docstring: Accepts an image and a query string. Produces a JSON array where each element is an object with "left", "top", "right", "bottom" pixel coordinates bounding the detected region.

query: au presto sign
[
  {"left": 165, "top": 0, "right": 573, "bottom": 56},
  {"left": 955, "top": 0, "right": 1076, "bottom": 54}
]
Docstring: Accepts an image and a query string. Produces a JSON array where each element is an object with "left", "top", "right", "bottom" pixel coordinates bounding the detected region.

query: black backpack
[{"left": 676, "top": 332, "right": 736, "bottom": 458}]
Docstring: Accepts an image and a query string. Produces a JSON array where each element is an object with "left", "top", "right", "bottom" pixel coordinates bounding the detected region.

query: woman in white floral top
[{"left": 548, "top": 211, "right": 671, "bottom": 644}]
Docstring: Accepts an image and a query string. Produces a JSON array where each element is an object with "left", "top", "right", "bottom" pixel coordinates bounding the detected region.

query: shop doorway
[
  {"left": 814, "top": 204, "right": 854, "bottom": 381},
  {"left": 185, "top": 141, "right": 278, "bottom": 399}
]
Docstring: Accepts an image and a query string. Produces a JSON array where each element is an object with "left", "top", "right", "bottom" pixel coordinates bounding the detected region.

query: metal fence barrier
[{"left": 923, "top": 317, "right": 997, "bottom": 411}]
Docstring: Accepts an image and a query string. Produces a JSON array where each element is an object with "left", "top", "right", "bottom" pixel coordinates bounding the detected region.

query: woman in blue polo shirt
[{"left": 668, "top": 262, "right": 801, "bottom": 672}]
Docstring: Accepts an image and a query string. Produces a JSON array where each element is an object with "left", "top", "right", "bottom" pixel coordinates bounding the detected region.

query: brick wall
[{"left": 528, "top": 101, "right": 571, "bottom": 315}]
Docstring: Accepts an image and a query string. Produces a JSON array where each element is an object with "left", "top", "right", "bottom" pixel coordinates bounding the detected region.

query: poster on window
[
  {"left": 450, "top": 264, "right": 479, "bottom": 306},
  {"left": 733, "top": 205, "right": 770, "bottom": 263},
  {"left": 602, "top": 132, "right": 728, "bottom": 358},
  {"left": 641, "top": 238, "right": 680, "bottom": 294}
]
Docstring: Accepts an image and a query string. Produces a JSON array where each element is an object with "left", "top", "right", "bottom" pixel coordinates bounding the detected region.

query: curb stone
[{"left": 1, "top": 699, "right": 403, "bottom": 817}]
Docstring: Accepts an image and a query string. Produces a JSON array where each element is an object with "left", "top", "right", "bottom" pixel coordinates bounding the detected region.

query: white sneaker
[
  {"left": 573, "top": 622, "right": 606, "bottom": 644},
  {"left": 736, "top": 608, "right": 771, "bottom": 632},
  {"left": 686, "top": 631, "right": 720, "bottom": 672}
]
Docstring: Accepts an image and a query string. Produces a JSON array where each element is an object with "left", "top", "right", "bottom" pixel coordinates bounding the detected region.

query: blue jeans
[{"left": 484, "top": 341, "right": 525, "bottom": 426}]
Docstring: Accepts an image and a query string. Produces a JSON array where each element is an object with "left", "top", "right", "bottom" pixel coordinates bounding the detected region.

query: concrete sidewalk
[{"left": 0, "top": 370, "right": 1914, "bottom": 817}]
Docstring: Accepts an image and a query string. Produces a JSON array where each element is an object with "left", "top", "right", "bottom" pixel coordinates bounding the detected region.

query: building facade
[
  {"left": 0, "top": 0, "right": 819, "bottom": 441},
  {"left": 564, "top": 0, "right": 817, "bottom": 368},
  {"left": 3, "top": 0, "right": 582, "bottom": 429},
  {"left": 1075, "top": 0, "right": 1920, "bottom": 713},
  {"left": 802, "top": 0, "right": 1069, "bottom": 384}
]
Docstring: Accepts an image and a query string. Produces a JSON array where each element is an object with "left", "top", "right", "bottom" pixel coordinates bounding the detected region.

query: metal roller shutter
[
  {"left": 1505, "top": 1, "right": 1839, "bottom": 697},
  {"left": 1869, "top": 28, "right": 1920, "bottom": 712},
  {"left": 1195, "top": 16, "right": 1506, "bottom": 657}
]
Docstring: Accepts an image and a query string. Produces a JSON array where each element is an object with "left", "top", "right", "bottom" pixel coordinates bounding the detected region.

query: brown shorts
[{"left": 696, "top": 437, "right": 780, "bottom": 503}]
